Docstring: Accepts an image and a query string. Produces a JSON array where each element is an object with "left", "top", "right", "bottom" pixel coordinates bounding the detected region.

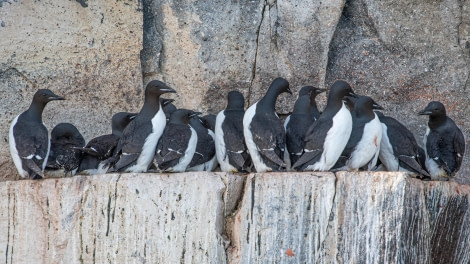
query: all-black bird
[
  {"left": 9, "top": 89, "right": 65, "bottom": 179},
  {"left": 419, "top": 101, "right": 465, "bottom": 180},
  {"left": 376, "top": 112, "right": 429, "bottom": 178},
  {"left": 153, "top": 109, "right": 200, "bottom": 172},
  {"left": 76, "top": 112, "right": 136, "bottom": 175},
  {"left": 215, "top": 91, "right": 252, "bottom": 172},
  {"left": 108, "top": 80, "right": 176, "bottom": 173},
  {"left": 46, "top": 123, "right": 85, "bottom": 176},
  {"left": 187, "top": 115, "right": 217, "bottom": 171},
  {"left": 285, "top": 95, "right": 314, "bottom": 166},
  {"left": 243, "top": 77, "right": 292, "bottom": 172},
  {"left": 293, "top": 80, "right": 357, "bottom": 171},
  {"left": 332, "top": 96, "right": 383, "bottom": 171}
]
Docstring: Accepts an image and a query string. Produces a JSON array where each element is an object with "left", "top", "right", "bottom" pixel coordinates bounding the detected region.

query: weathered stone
[
  {"left": 325, "top": 0, "right": 470, "bottom": 182},
  {"left": 0, "top": 172, "right": 244, "bottom": 263},
  {"left": 0, "top": 1, "right": 143, "bottom": 181},
  {"left": 1, "top": 172, "right": 469, "bottom": 263},
  {"left": 230, "top": 172, "right": 470, "bottom": 263}
]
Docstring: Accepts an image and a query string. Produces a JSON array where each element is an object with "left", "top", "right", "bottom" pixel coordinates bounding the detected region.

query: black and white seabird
[
  {"left": 243, "top": 77, "right": 292, "bottom": 172},
  {"left": 186, "top": 115, "right": 217, "bottom": 171},
  {"left": 76, "top": 112, "right": 136, "bottom": 175},
  {"left": 375, "top": 112, "right": 429, "bottom": 178},
  {"left": 285, "top": 95, "right": 314, "bottom": 166},
  {"left": 419, "top": 101, "right": 465, "bottom": 180},
  {"left": 292, "top": 80, "right": 357, "bottom": 171},
  {"left": 108, "top": 80, "right": 176, "bottom": 173},
  {"left": 215, "top": 91, "right": 252, "bottom": 172},
  {"left": 332, "top": 96, "right": 383, "bottom": 171},
  {"left": 153, "top": 109, "right": 200, "bottom": 172},
  {"left": 9, "top": 89, "right": 65, "bottom": 179},
  {"left": 46, "top": 123, "right": 85, "bottom": 176}
]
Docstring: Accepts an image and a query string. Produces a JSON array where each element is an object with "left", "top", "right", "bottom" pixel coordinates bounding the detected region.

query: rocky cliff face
[
  {"left": 0, "top": 0, "right": 468, "bottom": 182},
  {"left": 0, "top": 172, "right": 469, "bottom": 263}
]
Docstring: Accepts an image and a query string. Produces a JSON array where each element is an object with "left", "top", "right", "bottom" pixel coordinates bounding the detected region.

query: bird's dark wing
[
  {"left": 13, "top": 121, "right": 49, "bottom": 176},
  {"left": 84, "top": 134, "right": 120, "bottom": 159},
  {"left": 293, "top": 118, "right": 331, "bottom": 170},
  {"left": 286, "top": 114, "right": 313, "bottom": 165},
  {"left": 154, "top": 124, "right": 191, "bottom": 171},
  {"left": 250, "top": 114, "right": 286, "bottom": 168},
  {"left": 111, "top": 119, "right": 152, "bottom": 171},
  {"left": 426, "top": 130, "right": 451, "bottom": 174},
  {"left": 188, "top": 127, "right": 215, "bottom": 168},
  {"left": 398, "top": 155, "right": 430, "bottom": 177},
  {"left": 452, "top": 126, "right": 465, "bottom": 175},
  {"left": 222, "top": 113, "right": 249, "bottom": 170}
]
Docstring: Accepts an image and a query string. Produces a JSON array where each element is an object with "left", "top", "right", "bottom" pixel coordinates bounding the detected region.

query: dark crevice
[{"left": 248, "top": 0, "right": 268, "bottom": 107}]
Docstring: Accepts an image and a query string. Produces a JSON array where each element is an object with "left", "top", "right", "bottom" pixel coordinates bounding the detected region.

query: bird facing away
[
  {"left": 215, "top": 91, "right": 252, "bottom": 172},
  {"left": 285, "top": 95, "right": 314, "bottom": 166},
  {"left": 153, "top": 109, "right": 200, "bottom": 172},
  {"left": 76, "top": 112, "right": 136, "bottom": 175},
  {"left": 293, "top": 80, "right": 357, "bottom": 171},
  {"left": 332, "top": 96, "right": 383, "bottom": 171},
  {"left": 419, "top": 101, "right": 465, "bottom": 180},
  {"left": 376, "top": 112, "right": 429, "bottom": 178},
  {"left": 46, "top": 122, "right": 85, "bottom": 176},
  {"left": 9, "top": 89, "right": 65, "bottom": 179},
  {"left": 108, "top": 80, "right": 176, "bottom": 173},
  {"left": 243, "top": 77, "right": 292, "bottom": 172},
  {"left": 186, "top": 115, "right": 217, "bottom": 171}
]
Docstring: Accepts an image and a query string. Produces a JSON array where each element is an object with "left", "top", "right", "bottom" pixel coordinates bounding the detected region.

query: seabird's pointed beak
[
  {"left": 129, "top": 114, "right": 137, "bottom": 120},
  {"left": 372, "top": 102, "right": 384, "bottom": 110},
  {"left": 161, "top": 87, "right": 177, "bottom": 94},
  {"left": 418, "top": 109, "right": 432, "bottom": 115},
  {"left": 49, "top": 95, "right": 65, "bottom": 101},
  {"left": 189, "top": 112, "right": 202, "bottom": 118}
]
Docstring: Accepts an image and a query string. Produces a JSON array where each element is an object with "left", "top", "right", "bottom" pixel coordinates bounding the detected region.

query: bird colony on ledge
[{"left": 9, "top": 78, "right": 465, "bottom": 182}]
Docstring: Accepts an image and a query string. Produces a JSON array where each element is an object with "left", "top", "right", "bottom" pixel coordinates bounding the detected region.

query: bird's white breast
[
  {"left": 9, "top": 115, "right": 28, "bottom": 178},
  {"left": 127, "top": 107, "right": 166, "bottom": 173},
  {"left": 347, "top": 114, "right": 382, "bottom": 170},
  {"left": 313, "top": 103, "right": 352, "bottom": 171},
  {"left": 243, "top": 102, "right": 271, "bottom": 172}
]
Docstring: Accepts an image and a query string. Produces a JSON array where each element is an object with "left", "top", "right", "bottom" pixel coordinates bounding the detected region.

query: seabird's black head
[
  {"left": 268, "top": 77, "right": 292, "bottom": 95},
  {"left": 51, "top": 123, "right": 85, "bottom": 146},
  {"left": 418, "top": 101, "right": 446, "bottom": 117},
  {"left": 145, "top": 80, "right": 177, "bottom": 99},
  {"left": 354, "top": 96, "right": 384, "bottom": 116},
  {"left": 33, "top": 89, "right": 65, "bottom": 104},
  {"left": 111, "top": 112, "right": 137, "bottom": 136},
  {"left": 328, "top": 80, "right": 357, "bottom": 103},
  {"left": 169, "top": 109, "right": 202, "bottom": 125},
  {"left": 298, "top": 86, "right": 314, "bottom": 97},
  {"left": 227, "top": 91, "right": 245, "bottom": 110}
]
